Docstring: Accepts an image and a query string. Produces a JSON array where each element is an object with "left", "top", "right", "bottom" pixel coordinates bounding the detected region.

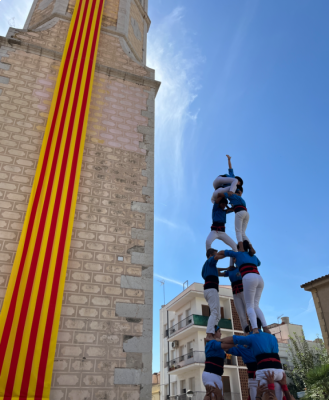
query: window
[
  {"left": 164, "top": 352, "right": 168, "bottom": 367},
  {"left": 185, "top": 308, "right": 191, "bottom": 318},
  {"left": 188, "top": 377, "right": 195, "bottom": 392},
  {"left": 180, "top": 379, "right": 186, "bottom": 394},
  {"left": 171, "top": 381, "right": 177, "bottom": 395},
  {"left": 187, "top": 341, "right": 193, "bottom": 358},
  {"left": 221, "top": 307, "right": 225, "bottom": 319},
  {"left": 178, "top": 314, "right": 183, "bottom": 329},
  {"left": 170, "top": 319, "right": 174, "bottom": 327},
  {"left": 202, "top": 305, "right": 210, "bottom": 316}
]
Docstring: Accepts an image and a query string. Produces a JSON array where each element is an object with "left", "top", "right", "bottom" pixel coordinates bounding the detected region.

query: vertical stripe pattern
[{"left": 0, "top": 0, "right": 104, "bottom": 398}]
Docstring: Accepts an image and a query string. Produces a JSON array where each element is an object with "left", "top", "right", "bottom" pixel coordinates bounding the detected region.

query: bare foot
[
  {"left": 252, "top": 328, "right": 259, "bottom": 334},
  {"left": 263, "top": 327, "right": 271, "bottom": 334}
]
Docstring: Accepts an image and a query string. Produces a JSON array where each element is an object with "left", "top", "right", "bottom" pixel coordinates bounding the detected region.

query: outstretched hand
[
  {"left": 264, "top": 370, "right": 275, "bottom": 384},
  {"left": 278, "top": 372, "right": 287, "bottom": 386},
  {"left": 226, "top": 155, "right": 231, "bottom": 160},
  {"left": 256, "top": 382, "right": 268, "bottom": 397}
]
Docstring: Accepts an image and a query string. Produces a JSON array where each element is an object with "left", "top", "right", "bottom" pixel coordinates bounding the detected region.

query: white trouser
[
  {"left": 248, "top": 378, "right": 258, "bottom": 400},
  {"left": 204, "top": 288, "right": 220, "bottom": 334},
  {"left": 242, "top": 274, "right": 267, "bottom": 329},
  {"left": 211, "top": 177, "right": 238, "bottom": 203},
  {"left": 202, "top": 371, "right": 223, "bottom": 391},
  {"left": 233, "top": 292, "right": 248, "bottom": 332},
  {"left": 235, "top": 210, "right": 250, "bottom": 243},
  {"left": 256, "top": 369, "right": 284, "bottom": 400},
  {"left": 206, "top": 231, "right": 237, "bottom": 266}
]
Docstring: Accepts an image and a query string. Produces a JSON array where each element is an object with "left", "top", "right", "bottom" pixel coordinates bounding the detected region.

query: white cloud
[
  {"left": 155, "top": 273, "right": 183, "bottom": 287},
  {"left": 147, "top": 7, "right": 203, "bottom": 203}
]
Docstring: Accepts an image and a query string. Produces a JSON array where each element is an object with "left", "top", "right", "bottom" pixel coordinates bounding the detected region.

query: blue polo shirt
[
  {"left": 212, "top": 203, "right": 226, "bottom": 224},
  {"left": 201, "top": 256, "right": 218, "bottom": 280},
  {"left": 224, "top": 193, "right": 246, "bottom": 208},
  {"left": 233, "top": 331, "right": 279, "bottom": 357},
  {"left": 205, "top": 340, "right": 226, "bottom": 359},
  {"left": 224, "top": 267, "right": 242, "bottom": 283},
  {"left": 220, "top": 169, "right": 235, "bottom": 188},
  {"left": 224, "top": 251, "right": 261, "bottom": 269},
  {"left": 227, "top": 344, "right": 256, "bottom": 364}
]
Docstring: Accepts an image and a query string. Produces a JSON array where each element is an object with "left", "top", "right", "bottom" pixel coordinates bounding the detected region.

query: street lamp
[{"left": 186, "top": 390, "right": 194, "bottom": 398}]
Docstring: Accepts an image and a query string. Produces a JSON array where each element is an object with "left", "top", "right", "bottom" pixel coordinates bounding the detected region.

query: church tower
[{"left": 0, "top": 0, "right": 158, "bottom": 399}]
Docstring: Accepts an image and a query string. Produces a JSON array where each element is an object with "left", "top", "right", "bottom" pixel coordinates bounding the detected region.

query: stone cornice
[
  {"left": 0, "top": 36, "right": 160, "bottom": 95},
  {"left": 133, "top": 0, "right": 151, "bottom": 32}
]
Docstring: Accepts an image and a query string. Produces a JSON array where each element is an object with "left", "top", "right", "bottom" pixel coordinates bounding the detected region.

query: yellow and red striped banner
[{"left": 0, "top": 0, "right": 104, "bottom": 397}]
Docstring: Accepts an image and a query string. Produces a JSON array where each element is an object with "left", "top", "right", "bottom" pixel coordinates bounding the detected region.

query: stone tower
[{"left": 0, "top": 0, "right": 158, "bottom": 399}]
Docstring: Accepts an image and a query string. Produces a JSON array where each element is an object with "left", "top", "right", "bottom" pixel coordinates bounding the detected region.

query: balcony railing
[
  {"left": 168, "top": 392, "right": 241, "bottom": 400},
  {"left": 165, "top": 315, "right": 232, "bottom": 338},
  {"left": 166, "top": 351, "right": 237, "bottom": 371}
]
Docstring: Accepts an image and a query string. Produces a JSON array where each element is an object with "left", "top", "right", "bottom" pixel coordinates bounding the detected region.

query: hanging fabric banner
[{"left": 0, "top": 0, "right": 104, "bottom": 397}]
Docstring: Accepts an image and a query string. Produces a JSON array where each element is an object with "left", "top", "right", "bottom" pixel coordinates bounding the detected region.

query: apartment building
[{"left": 159, "top": 283, "right": 249, "bottom": 400}]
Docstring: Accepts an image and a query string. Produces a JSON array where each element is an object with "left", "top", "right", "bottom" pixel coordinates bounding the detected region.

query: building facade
[
  {"left": 0, "top": 0, "right": 158, "bottom": 399},
  {"left": 159, "top": 283, "right": 250, "bottom": 400},
  {"left": 301, "top": 275, "right": 329, "bottom": 353}
]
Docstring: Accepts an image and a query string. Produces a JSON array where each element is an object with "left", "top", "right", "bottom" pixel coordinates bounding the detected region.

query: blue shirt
[
  {"left": 212, "top": 203, "right": 226, "bottom": 224},
  {"left": 224, "top": 267, "right": 242, "bottom": 283},
  {"left": 205, "top": 340, "right": 226, "bottom": 359},
  {"left": 224, "top": 193, "right": 246, "bottom": 208},
  {"left": 220, "top": 169, "right": 235, "bottom": 188},
  {"left": 233, "top": 331, "right": 279, "bottom": 357},
  {"left": 224, "top": 251, "right": 261, "bottom": 269},
  {"left": 227, "top": 344, "right": 256, "bottom": 364},
  {"left": 202, "top": 256, "right": 219, "bottom": 280}
]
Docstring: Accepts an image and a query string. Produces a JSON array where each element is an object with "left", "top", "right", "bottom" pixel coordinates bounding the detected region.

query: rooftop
[{"left": 301, "top": 274, "right": 329, "bottom": 289}]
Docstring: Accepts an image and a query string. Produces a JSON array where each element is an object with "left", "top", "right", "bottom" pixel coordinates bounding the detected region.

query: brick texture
[
  {"left": 0, "top": 0, "right": 155, "bottom": 398},
  {"left": 128, "top": 0, "right": 144, "bottom": 61},
  {"left": 231, "top": 298, "right": 243, "bottom": 331},
  {"left": 238, "top": 369, "right": 249, "bottom": 400}
]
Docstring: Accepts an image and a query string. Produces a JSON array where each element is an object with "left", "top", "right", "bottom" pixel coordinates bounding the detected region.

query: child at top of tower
[
  {"left": 211, "top": 155, "right": 243, "bottom": 204},
  {"left": 206, "top": 195, "right": 237, "bottom": 267},
  {"left": 201, "top": 248, "right": 222, "bottom": 341},
  {"left": 218, "top": 187, "right": 255, "bottom": 253}
]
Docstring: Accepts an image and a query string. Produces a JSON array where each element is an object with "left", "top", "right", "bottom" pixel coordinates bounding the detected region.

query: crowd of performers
[{"left": 201, "top": 156, "right": 294, "bottom": 400}]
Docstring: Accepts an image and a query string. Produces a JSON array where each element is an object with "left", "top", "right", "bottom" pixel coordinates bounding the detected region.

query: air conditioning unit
[{"left": 172, "top": 340, "right": 179, "bottom": 348}]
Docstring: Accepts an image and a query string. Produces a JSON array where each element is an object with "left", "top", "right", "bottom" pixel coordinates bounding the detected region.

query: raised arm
[
  {"left": 221, "top": 343, "right": 235, "bottom": 351},
  {"left": 226, "top": 155, "right": 232, "bottom": 170}
]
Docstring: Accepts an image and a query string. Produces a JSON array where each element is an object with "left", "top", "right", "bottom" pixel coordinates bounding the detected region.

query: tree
[
  {"left": 305, "top": 364, "right": 329, "bottom": 400},
  {"left": 283, "top": 331, "right": 329, "bottom": 398}
]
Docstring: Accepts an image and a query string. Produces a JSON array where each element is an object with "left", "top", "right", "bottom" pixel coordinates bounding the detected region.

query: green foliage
[
  {"left": 283, "top": 331, "right": 329, "bottom": 399},
  {"left": 304, "top": 364, "right": 329, "bottom": 400}
]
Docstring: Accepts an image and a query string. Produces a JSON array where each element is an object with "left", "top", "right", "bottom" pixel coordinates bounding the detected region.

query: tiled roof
[{"left": 301, "top": 274, "right": 329, "bottom": 288}]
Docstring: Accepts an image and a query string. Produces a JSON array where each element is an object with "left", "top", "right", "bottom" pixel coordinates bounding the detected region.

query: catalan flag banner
[{"left": 0, "top": 0, "right": 104, "bottom": 397}]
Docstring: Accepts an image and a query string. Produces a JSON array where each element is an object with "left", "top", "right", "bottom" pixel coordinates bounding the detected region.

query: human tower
[{"left": 201, "top": 156, "right": 291, "bottom": 400}]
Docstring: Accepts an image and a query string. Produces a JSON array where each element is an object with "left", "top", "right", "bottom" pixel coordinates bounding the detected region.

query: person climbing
[
  {"left": 202, "top": 248, "right": 223, "bottom": 340},
  {"left": 211, "top": 155, "right": 243, "bottom": 204},
  {"left": 206, "top": 195, "right": 237, "bottom": 267},
  {"left": 219, "top": 328, "right": 284, "bottom": 400},
  {"left": 202, "top": 326, "right": 235, "bottom": 394},
  {"left": 217, "top": 186, "right": 254, "bottom": 252},
  {"left": 217, "top": 265, "right": 248, "bottom": 332},
  {"left": 216, "top": 241, "right": 270, "bottom": 334}
]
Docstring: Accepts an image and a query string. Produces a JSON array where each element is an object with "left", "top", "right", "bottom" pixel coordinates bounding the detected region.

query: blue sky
[{"left": 1, "top": 0, "right": 329, "bottom": 374}]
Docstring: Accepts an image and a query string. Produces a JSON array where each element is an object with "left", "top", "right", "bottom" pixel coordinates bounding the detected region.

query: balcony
[
  {"left": 168, "top": 392, "right": 241, "bottom": 400},
  {"left": 165, "top": 315, "right": 232, "bottom": 339},
  {"left": 166, "top": 351, "right": 237, "bottom": 374}
]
